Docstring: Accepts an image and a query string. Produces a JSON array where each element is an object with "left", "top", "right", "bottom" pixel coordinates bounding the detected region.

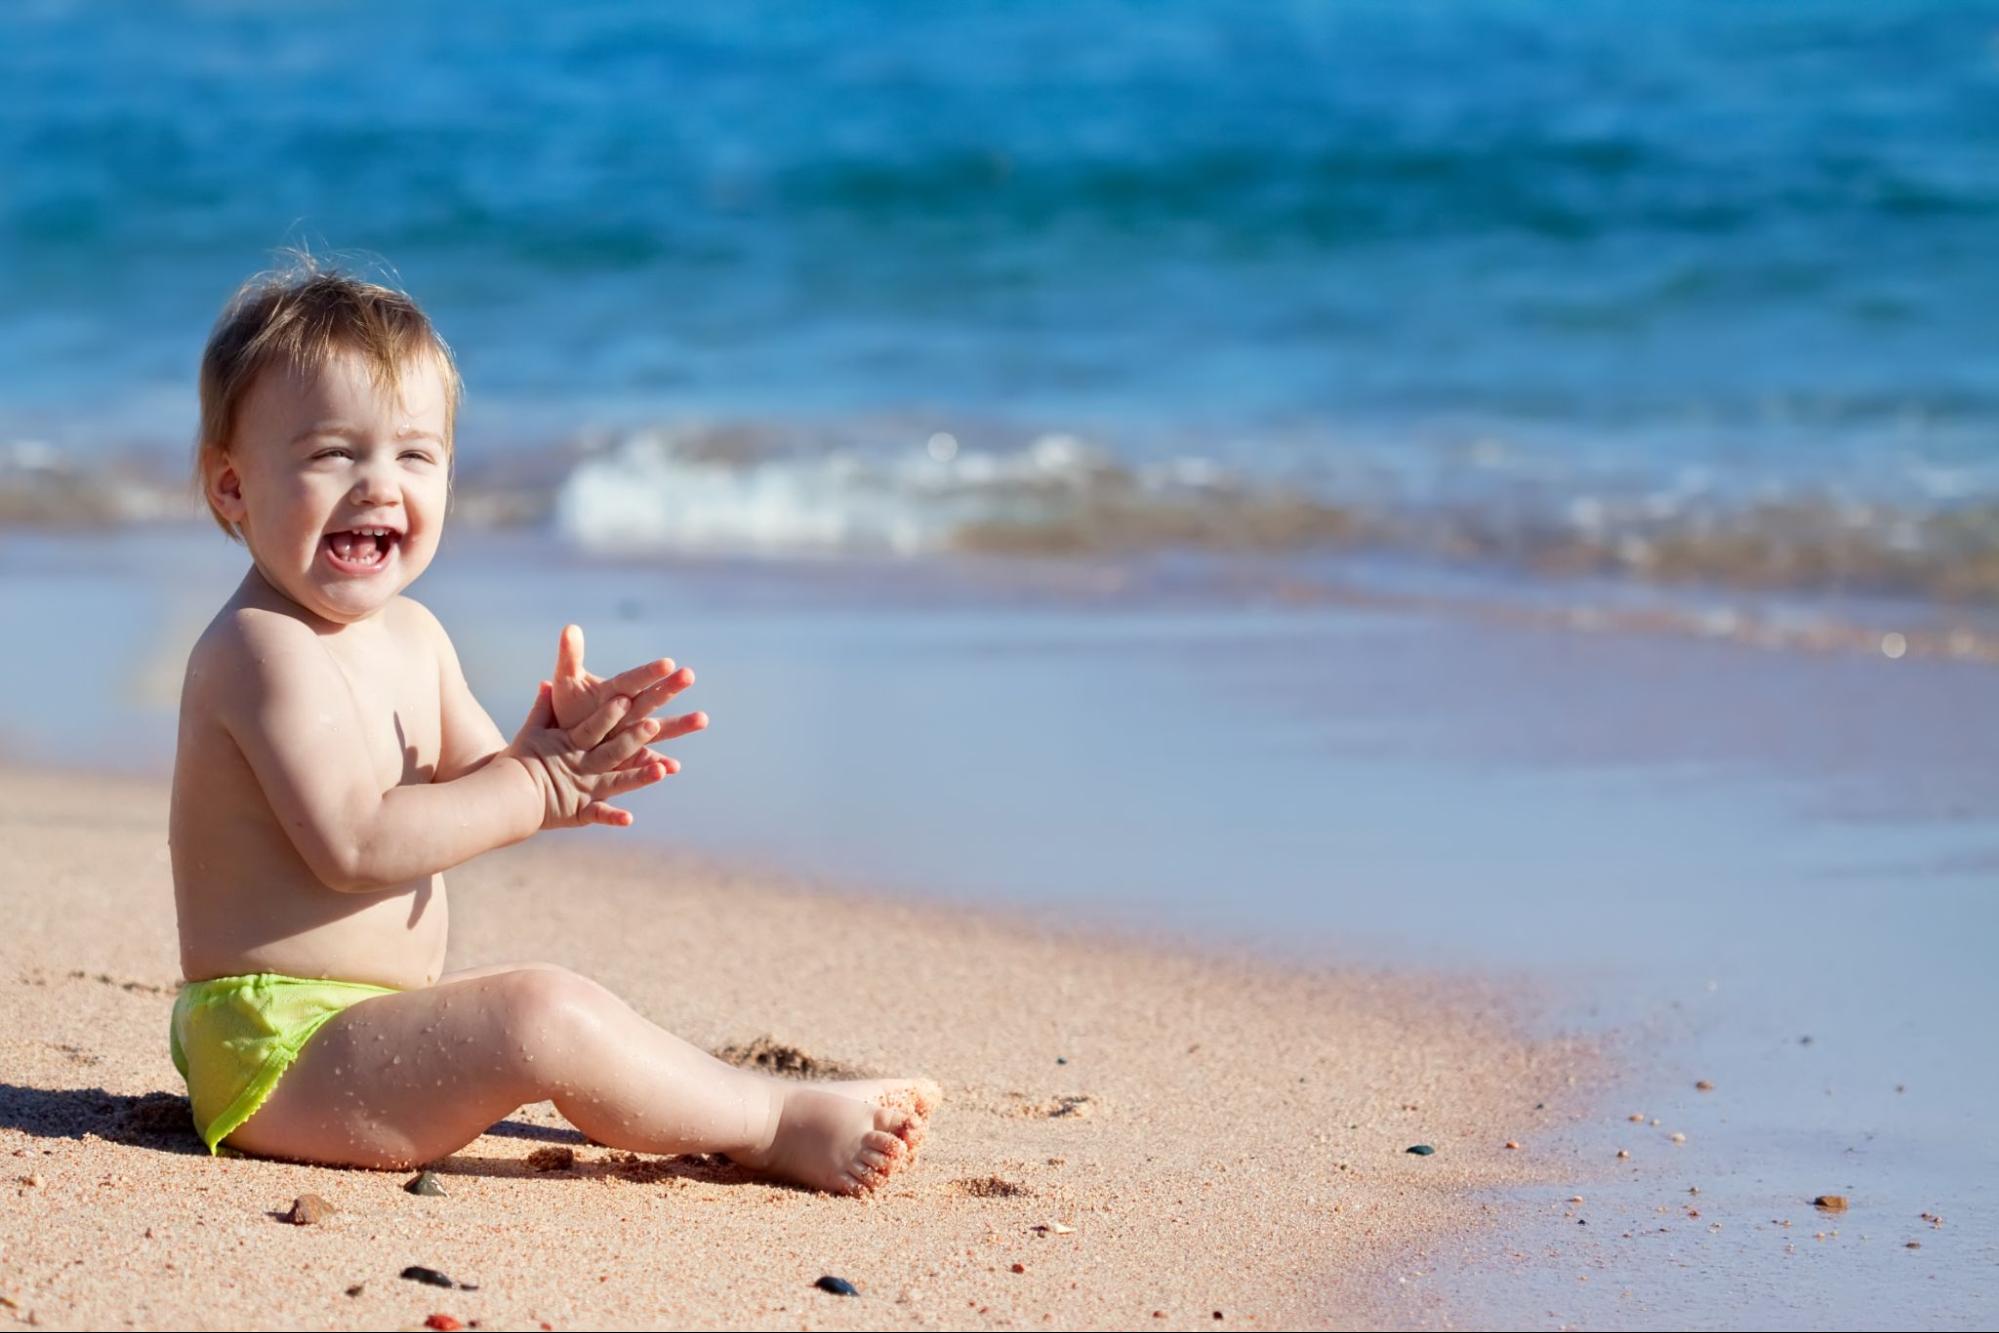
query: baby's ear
[{"left": 207, "top": 454, "right": 248, "bottom": 528}]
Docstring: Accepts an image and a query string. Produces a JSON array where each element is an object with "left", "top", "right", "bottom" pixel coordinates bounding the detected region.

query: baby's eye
[
  {"left": 400, "top": 451, "right": 437, "bottom": 464},
  {"left": 311, "top": 448, "right": 353, "bottom": 461}
]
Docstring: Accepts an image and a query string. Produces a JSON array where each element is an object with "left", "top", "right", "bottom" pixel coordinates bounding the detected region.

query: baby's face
[{"left": 212, "top": 349, "right": 451, "bottom": 626}]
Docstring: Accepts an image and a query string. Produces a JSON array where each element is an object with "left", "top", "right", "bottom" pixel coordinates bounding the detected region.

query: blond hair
[{"left": 195, "top": 259, "right": 462, "bottom": 538}]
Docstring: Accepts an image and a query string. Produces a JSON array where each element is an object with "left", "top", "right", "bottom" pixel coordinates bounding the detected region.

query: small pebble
[
  {"left": 405, "top": 1171, "right": 447, "bottom": 1197},
  {"left": 344, "top": 1284, "right": 364, "bottom": 1298},
  {"left": 1670, "top": 1133, "right": 1687, "bottom": 1144},
  {"left": 1055, "top": 1057, "right": 1067, "bottom": 1066},
  {"left": 401, "top": 1266, "right": 456, "bottom": 1289},
  {"left": 1567, "top": 1196, "right": 1584, "bottom": 1205},
  {"left": 425, "top": 1317, "right": 462, "bottom": 1332},
  {"left": 1404, "top": 1144, "right": 1435, "bottom": 1156},
  {"left": 1504, "top": 1141, "right": 1520, "bottom": 1150},
  {"left": 1813, "top": 1195, "right": 1849, "bottom": 1212},
  {"left": 1628, "top": 1113, "right": 1645, "bottom": 1123},
  {"left": 1010, "top": 1263, "right": 1025, "bottom": 1274},
  {"left": 1906, "top": 1241, "right": 1921, "bottom": 1249},
  {"left": 815, "top": 1275, "right": 859, "bottom": 1297},
  {"left": 284, "top": 1194, "right": 336, "bottom": 1225},
  {"left": 1695, "top": 1080, "right": 1715, "bottom": 1092},
  {"left": 526, "top": 1147, "right": 575, "bottom": 1172},
  {"left": 1616, "top": 1150, "right": 1630, "bottom": 1159}
]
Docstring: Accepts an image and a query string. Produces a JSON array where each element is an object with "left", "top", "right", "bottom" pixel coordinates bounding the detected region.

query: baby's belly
[{"left": 177, "top": 874, "right": 450, "bottom": 991}]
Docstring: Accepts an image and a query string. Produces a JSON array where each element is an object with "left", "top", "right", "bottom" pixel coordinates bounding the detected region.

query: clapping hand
[{"left": 549, "top": 624, "right": 708, "bottom": 774}]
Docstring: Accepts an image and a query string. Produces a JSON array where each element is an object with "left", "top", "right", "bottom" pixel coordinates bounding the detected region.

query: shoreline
[{"left": 0, "top": 763, "right": 1601, "bottom": 1331}]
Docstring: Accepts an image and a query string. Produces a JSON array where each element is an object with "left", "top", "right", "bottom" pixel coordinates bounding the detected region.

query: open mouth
[{"left": 321, "top": 527, "right": 402, "bottom": 575}]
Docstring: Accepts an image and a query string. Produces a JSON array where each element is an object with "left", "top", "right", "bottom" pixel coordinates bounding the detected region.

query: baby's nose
[{"left": 350, "top": 465, "right": 403, "bottom": 504}]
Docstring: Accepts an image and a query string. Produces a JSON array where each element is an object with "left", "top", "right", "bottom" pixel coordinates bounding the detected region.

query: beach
[
  {"left": 0, "top": 764, "right": 1591, "bottom": 1331},
  {"left": 5, "top": 4, "right": 1997, "bottom": 1325},
  {"left": 1, "top": 521, "right": 1994, "bottom": 1328}
]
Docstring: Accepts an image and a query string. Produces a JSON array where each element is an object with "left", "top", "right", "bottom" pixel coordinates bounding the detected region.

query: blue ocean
[
  {"left": 4, "top": 0, "right": 1998, "bottom": 604},
  {"left": 2, "top": 8, "right": 1996, "bottom": 1325}
]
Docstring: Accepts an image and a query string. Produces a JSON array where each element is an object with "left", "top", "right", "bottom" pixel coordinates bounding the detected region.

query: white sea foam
[{"left": 552, "top": 429, "right": 1137, "bottom": 556}]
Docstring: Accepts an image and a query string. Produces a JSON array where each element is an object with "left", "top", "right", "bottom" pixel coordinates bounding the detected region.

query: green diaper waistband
[{"left": 169, "top": 972, "right": 399, "bottom": 1154}]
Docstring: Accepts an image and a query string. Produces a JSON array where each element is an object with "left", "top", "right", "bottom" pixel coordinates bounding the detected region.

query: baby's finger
[
  {"left": 557, "top": 624, "right": 586, "bottom": 681},
  {"left": 604, "top": 657, "right": 675, "bottom": 700},
  {"left": 582, "top": 800, "right": 634, "bottom": 828},
  {"left": 569, "top": 693, "right": 631, "bottom": 749},
  {"left": 625, "top": 667, "right": 696, "bottom": 722},
  {"left": 653, "top": 710, "right": 708, "bottom": 742},
  {"left": 600, "top": 759, "right": 670, "bottom": 795},
  {"left": 616, "top": 746, "right": 680, "bottom": 774},
  {"left": 582, "top": 716, "right": 661, "bottom": 773}
]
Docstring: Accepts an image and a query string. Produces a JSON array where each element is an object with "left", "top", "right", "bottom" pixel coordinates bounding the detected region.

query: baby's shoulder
[{"left": 185, "top": 605, "right": 326, "bottom": 698}]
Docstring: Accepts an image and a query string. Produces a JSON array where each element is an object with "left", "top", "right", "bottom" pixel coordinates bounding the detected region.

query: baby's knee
[{"left": 496, "top": 966, "right": 612, "bottom": 1046}]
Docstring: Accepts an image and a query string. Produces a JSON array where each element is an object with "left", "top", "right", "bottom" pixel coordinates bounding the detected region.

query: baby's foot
[
  {"left": 734, "top": 1086, "right": 921, "bottom": 1197},
  {"left": 818, "top": 1078, "right": 939, "bottom": 1157},
  {"left": 819, "top": 1077, "right": 941, "bottom": 1123}
]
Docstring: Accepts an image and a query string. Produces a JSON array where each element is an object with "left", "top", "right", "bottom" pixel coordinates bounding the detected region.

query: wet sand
[{"left": 0, "top": 763, "right": 1595, "bottom": 1330}]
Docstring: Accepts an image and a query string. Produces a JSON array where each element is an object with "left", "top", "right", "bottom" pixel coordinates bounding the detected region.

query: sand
[{"left": 0, "top": 764, "right": 1596, "bottom": 1330}]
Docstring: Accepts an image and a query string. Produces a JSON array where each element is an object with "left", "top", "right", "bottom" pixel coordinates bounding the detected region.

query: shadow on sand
[{"left": 0, "top": 1082, "right": 756, "bottom": 1185}]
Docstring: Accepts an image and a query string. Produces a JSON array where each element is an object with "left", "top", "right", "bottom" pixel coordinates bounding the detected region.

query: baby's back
[{"left": 170, "top": 582, "right": 451, "bottom": 990}]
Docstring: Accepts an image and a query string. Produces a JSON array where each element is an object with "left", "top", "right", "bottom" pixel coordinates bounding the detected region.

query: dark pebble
[
  {"left": 814, "top": 1275, "right": 860, "bottom": 1297},
  {"left": 345, "top": 1284, "right": 365, "bottom": 1298},
  {"left": 1405, "top": 1144, "right": 1436, "bottom": 1156},
  {"left": 405, "top": 1171, "right": 448, "bottom": 1197},
  {"left": 401, "top": 1265, "right": 456, "bottom": 1289},
  {"left": 1056, "top": 1057, "right": 1067, "bottom": 1065}
]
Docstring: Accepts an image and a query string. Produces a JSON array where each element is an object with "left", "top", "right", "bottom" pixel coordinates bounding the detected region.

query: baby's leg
[
  {"left": 438, "top": 963, "right": 937, "bottom": 1117},
  {"left": 434, "top": 963, "right": 939, "bottom": 1122},
  {"left": 226, "top": 968, "right": 925, "bottom": 1194}
]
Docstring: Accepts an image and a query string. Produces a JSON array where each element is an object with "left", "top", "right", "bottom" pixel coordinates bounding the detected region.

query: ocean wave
[
  {"left": 549, "top": 428, "right": 1365, "bottom": 558},
  {"left": 0, "top": 441, "right": 191, "bottom": 526},
  {"left": 537, "top": 426, "right": 1999, "bottom": 604},
  {"left": 10, "top": 427, "right": 1999, "bottom": 609}
]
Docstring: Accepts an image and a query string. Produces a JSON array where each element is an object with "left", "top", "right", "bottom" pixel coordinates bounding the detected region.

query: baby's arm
[{"left": 212, "top": 610, "right": 658, "bottom": 892}]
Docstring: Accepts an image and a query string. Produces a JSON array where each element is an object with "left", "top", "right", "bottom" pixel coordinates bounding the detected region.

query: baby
[{"left": 167, "top": 264, "right": 934, "bottom": 1193}]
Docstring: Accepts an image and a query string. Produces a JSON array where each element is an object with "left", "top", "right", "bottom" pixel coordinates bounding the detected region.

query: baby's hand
[
  {"left": 550, "top": 625, "right": 707, "bottom": 769},
  {"left": 505, "top": 680, "right": 671, "bottom": 829}
]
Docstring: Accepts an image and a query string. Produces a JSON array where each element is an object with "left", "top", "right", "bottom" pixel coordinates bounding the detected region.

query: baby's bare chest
[{"left": 324, "top": 644, "right": 443, "bottom": 789}]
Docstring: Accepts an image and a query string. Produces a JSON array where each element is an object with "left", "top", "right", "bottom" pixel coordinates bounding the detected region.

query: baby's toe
[{"left": 863, "top": 1129, "right": 908, "bottom": 1159}]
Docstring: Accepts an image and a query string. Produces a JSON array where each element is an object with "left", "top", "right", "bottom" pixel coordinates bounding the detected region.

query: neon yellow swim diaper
[{"left": 169, "top": 972, "right": 398, "bottom": 1154}]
